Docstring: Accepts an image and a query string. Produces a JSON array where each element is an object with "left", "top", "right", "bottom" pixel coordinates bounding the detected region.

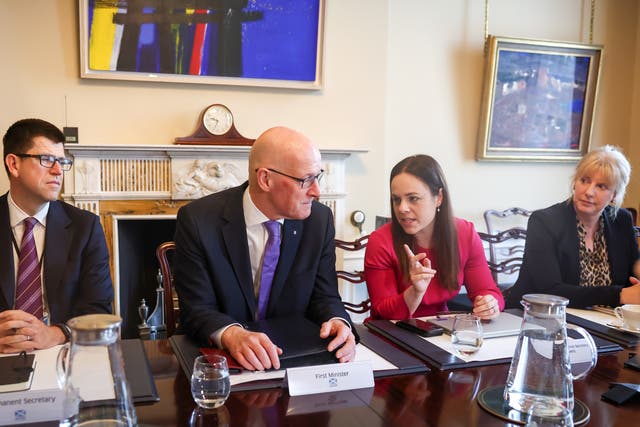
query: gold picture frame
[{"left": 477, "top": 36, "right": 603, "bottom": 162}]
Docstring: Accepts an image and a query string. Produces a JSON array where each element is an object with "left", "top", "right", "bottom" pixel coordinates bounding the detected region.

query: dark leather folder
[
  {"left": 170, "top": 319, "right": 428, "bottom": 391},
  {"left": 243, "top": 317, "right": 337, "bottom": 368},
  {"left": 365, "top": 309, "right": 622, "bottom": 371},
  {"left": 566, "top": 312, "right": 639, "bottom": 348},
  {"left": 0, "top": 353, "right": 35, "bottom": 392},
  {"left": 199, "top": 317, "right": 336, "bottom": 372},
  {"left": 121, "top": 339, "right": 160, "bottom": 403}
]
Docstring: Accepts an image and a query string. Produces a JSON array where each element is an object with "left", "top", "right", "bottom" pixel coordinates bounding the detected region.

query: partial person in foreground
[
  {"left": 364, "top": 154, "right": 504, "bottom": 320},
  {"left": 506, "top": 145, "right": 640, "bottom": 309},
  {"left": 0, "top": 118, "right": 113, "bottom": 353},
  {"left": 173, "top": 126, "right": 357, "bottom": 371}
]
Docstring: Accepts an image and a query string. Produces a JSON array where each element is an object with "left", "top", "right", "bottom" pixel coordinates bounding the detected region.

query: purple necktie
[
  {"left": 257, "top": 221, "right": 281, "bottom": 320},
  {"left": 15, "top": 217, "right": 43, "bottom": 319}
]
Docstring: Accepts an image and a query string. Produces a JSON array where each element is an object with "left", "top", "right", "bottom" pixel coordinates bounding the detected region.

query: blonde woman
[{"left": 506, "top": 145, "right": 640, "bottom": 308}]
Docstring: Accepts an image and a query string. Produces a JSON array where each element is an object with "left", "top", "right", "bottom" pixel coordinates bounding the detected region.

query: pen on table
[{"left": 435, "top": 311, "right": 470, "bottom": 318}]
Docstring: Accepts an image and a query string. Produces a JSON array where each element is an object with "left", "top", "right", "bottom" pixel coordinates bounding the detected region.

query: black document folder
[
  {"left": 365, "top": 309, "right": 622, "bottom": 371},
  {"left": 169, "top": 322, "right": 428, "bottom": 392},
  {"left": 354, "top": 324, "right": 428, "bottom": 377},
  {"left": 566, "top": 312, "right": 640, "bottom": 348},
  {"left": 121, "top": 339, "right": 160, "bottom": 403},
  {"left": 244, "top": 317, "right": 337, "bottom": 368},
  {"left": 0, "top": 353, "right": 35, "bottom": 393}
]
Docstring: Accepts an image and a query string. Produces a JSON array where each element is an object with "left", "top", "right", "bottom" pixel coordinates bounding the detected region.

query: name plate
[
  {"left": 0, "top": 388, "right": 64, "bottom": 425},
  {"left": 568, "top": 338, "right": 594, "bottom": 364},
  {"left": 286, "top": 361, "right": 374, "bottom": 396}
]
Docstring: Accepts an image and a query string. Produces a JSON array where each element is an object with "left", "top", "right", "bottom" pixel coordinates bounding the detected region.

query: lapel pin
[{"left": 293, "top": 230, "right": 297, "bottom": 235}]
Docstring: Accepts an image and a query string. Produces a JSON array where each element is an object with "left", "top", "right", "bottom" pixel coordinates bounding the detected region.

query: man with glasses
[
  {"left": 0, "top": 118, "right": 113, "bottom": 353},
  {"left": 174, "top": 126, "right": 357, "bottom": 370}
]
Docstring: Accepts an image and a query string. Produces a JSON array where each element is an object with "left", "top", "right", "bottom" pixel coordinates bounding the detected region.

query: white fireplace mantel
[{"left": 63, "top": 144, "right": 368, "bottom": 236}]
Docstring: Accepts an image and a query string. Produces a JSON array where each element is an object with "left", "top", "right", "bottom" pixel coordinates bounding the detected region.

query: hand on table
[
  {"left": 472, "top": 295, "right": 500, "bottom": 320},
  {"left": 320, "top": 319, "right": 356, "bottom": 363},
  {"left": 221, "top": 325, "right": 282, "bottom": 371},
  {"left": 0, "top": 310, "right": 65, "bottom": 353}
]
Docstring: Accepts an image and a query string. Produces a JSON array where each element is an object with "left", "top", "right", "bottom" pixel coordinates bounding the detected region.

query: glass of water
[
  {"left": 451, "top": 314, "right": 483, "bottom": 356},
  {"left": 191, "top": 355, "right": 231, "bottom": 409}
]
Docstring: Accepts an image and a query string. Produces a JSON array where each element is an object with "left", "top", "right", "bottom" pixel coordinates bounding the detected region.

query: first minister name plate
[{"left": 285, "top": 361, "right": 374, "bottom": 396}]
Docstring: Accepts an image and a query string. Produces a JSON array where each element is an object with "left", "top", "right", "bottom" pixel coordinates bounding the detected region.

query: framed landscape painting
[
  {"left": 79, "top": 0, "right": 324, "bottom": 89},
  {"left": 477, "top": 36, "right": 603, "bottom": 162}
]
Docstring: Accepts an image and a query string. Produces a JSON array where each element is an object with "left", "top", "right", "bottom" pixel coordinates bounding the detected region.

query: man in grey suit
[
  {"left": 0, "top": 118, "right": 113, "bottom": 353},
  {"left": 174, "top": 126, "right": 356, "bottom": 371}
]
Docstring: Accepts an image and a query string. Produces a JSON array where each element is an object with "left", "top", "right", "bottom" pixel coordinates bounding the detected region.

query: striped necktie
[{"left": 15, "top": 217, "right": 43, "bottom": 319}]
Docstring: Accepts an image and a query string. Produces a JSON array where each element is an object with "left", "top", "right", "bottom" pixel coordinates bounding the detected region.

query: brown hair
[
  {"left": 390, "top": 155, "right": 459, "bottom": 291},
  {"left": 3, "top": 118, "right": 65, "bottom": 176}
]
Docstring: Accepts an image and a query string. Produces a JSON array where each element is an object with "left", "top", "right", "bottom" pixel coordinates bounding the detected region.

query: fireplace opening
[{"left": 115, "top": 216, "right": 176, "bottom": 338}]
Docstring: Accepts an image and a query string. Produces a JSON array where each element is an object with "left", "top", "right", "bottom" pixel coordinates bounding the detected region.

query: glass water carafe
[
  {"left": 57, "top": 314, "right": 137, "bottom": 427},
  {"left": 504, "top": 294, "right": 597, "bottom": 416}
]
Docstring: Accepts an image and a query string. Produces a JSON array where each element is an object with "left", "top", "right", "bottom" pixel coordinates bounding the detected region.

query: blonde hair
[{"left": 572, "top": 145, "right": 631, "bottom": 215}]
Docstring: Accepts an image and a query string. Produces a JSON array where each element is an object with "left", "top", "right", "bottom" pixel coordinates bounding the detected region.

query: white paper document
[
  {"left": 424, "top": 323, "right": 593, "bottom": 364},
  {"left": 229, "top": 342, "right": 397, "bottom": 387},
  {"left": 0, "top": 345, "right": 115, "bottom": 425},
  {"left": 28, "top": 345, "right": 115, "bottom": 401},
  {"left": 567, "top": 308, "right": 616, "bottom": 326},
  {"left": 425, "top": 334, "right": 518, "bottom": 362}
]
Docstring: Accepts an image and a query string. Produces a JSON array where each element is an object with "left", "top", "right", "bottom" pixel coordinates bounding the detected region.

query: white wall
[
  {"left": 1, "top": 0, "right": 638, "bottom": 237},
  {"left": 385, "top": 0, "right": 640, "bottom": 228},
  {"left": 0, "top": 0, "right": 388, "bottom": 240}
]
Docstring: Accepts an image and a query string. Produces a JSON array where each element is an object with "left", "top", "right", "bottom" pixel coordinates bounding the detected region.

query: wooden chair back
[
  {"left": 335, "top": 235, "right": 371, "bottom": 314},
  {"left": 478, "top": 228, "right": 527, "bottom": 295},
  {"left": 483, "top": 207, "right": 531, "bottom": 234},
  {"left": 156, "top": 241, "right": 178, "bottom": 337}
]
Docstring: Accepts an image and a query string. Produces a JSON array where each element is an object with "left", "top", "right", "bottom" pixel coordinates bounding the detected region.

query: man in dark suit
[
  {"left": 0, "top": 118, "right": 113, "bottom": 353},
  {"left": 174, "top": 126, "right": 356, "bottom": 371}
]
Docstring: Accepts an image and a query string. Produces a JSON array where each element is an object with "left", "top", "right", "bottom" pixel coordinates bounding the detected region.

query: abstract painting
[
  {"left": 79, "top": 0, "right": 323, "bottom": 89},
  {"left": 477, "top": 36, "right": 602, "bottom": 162}
]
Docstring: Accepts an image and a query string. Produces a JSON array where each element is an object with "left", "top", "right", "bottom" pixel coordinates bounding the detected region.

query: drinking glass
[
  {"left": 451, "top": 314, "right": 483, "bottom": 356},
  {"left": 191, "top": 355, "right": 231, "bottom": 409},
  {"left": 525, "top": 404, "right": 573, "bottom": 427}
]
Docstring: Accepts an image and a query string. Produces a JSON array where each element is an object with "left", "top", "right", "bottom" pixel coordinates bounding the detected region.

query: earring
[{"left": 437, "top": 207, "right": 440, "bottom": 213}]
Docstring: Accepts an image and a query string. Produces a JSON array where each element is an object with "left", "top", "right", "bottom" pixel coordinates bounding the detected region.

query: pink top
[{"left": 364, "top": 219, "right": 505, "bottom": 319}]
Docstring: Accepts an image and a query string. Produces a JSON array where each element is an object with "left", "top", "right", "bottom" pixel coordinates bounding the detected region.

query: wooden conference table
[{"left": 135, "top": 335, "right": 640, "bottom": 427}]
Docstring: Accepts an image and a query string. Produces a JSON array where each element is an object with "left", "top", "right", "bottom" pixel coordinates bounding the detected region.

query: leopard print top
[{"left": 577, "top": 216, "right": 612, "bottom": 287}]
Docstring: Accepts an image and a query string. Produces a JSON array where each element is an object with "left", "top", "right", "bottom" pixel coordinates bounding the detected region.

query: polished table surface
[{"left": 136, "top": 334, "right": 640, "bottom": 427}]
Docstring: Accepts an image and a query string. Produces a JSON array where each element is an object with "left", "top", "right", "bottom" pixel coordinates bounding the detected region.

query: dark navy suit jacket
[
  {"left": 506, "top": 201, "right": 639, "bottom": 308},
  {"left": 0, "top": 193, "right": 113, "bottom": 322},
  {"left": 173, "top": 183, "right": 355, "bottom": 346}
]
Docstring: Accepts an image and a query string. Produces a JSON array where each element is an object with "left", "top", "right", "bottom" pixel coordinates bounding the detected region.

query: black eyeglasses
[
  {"left": 16, "top": 154, "right": 73, "bottom": 171},
  {"left": 257, "top": 168, "right": 324, "bottom": 189}
]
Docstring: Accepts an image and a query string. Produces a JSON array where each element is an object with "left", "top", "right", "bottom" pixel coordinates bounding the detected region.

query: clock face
[{"left": 203, "top": 105, "right": 233, "bottom": 135}]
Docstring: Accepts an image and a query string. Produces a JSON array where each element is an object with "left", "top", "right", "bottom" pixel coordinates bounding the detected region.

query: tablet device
[
  {"left": 0, "top": 353, "right": 36, "bottom": 393},
  {"left": 428, "top": 312, "right": 523, "bottom": 338}
]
